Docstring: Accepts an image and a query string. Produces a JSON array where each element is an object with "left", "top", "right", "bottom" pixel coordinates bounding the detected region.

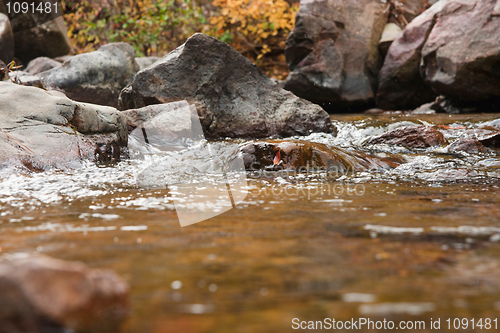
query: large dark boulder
[
  {"left": 0, "top": 255, "right": 129, "bottom": 332},
  {"left": 367, "top": 125, "right": 447, "bottom": 149},
  {"left": 119, "top": 33, "right": 334, "bottom": 139},
  {"left": 40, "top": 43, "right": 139, "bottom": 108},
  {"left": 283, "top": 0, "right": 388, "bottom": 111},
  {"left": 10, "top": 6, "right": 71, "bottom": 64},
  {"left": 0, "top": 13, "right": 14, "bottom": 63},
  {"left": 421, "top": 0, "right": 500, "bottom": 102},
  {"left": 0, "top": 82, "right": 128, "bottom": 170},
  {"left": 378, "top": 0, "right": 500, "bottom": 110}
]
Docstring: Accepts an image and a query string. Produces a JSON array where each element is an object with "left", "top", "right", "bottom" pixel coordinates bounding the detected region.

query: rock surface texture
[
  {"left": 367, "top": 125, "right": 447, "bottom": 148},
  {"left": 377, "top": 0, "right": 500, "bottom": 110},
  {"left": 284, "top": 0, "right": 388, "bottom": 111},
  {"left": 41, "top": 43, "right": 139, "bottom": 108},
  {"left": 0, "top": 82, "right": 128, "bottom": 170},
  {"left": 0, "top": 255, "right": 129, "bottom": 332},
  {"left": 119, "top": 33, "right": 334, "bottom": 139}
]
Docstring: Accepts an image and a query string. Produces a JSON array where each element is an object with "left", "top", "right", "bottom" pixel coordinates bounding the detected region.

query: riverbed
[{"left": 1, "top": 113, "right": 499, "bottom": 332}]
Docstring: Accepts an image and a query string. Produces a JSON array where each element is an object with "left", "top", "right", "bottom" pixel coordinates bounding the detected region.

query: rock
[
  {"left": 447, "top": 138, "right": 488, "bottom": 154},
  {"left": 0, "top": 255, "right": 129, "bottom": 332},
  {"left": 122, "top": 101, "right": 202, "bottom": 139},
  {"left": 379, "top": 23, "right": 402, "bottom": 57},
  {"left": 421, "top": 0, "right": 500, "bottom": 102},
  {"left": 378, "top": 0, "right": 500, "bottom": 110},
  {"left": 26, "top": 56, "right": 61, "bottom": 75},
  {"left": 376, "top": 2, "right": 444, "bottom": 110},
  {"left": 119, "top": 33, "right": 334, "bottom": 139},
  {"left": 389, "top": 0, "right": 433, "bottom": 26},
  {"left": 283, "top": 0, "right": 388, "bottom": 111},
  {"left": 0, "top": 82, "right": 127, "bottom": 170},
  {"left": 367, "top": 125, "right": 447, "bottom": 148},
  {"left": 0, "top": 13, "right": 14, "bottom": 63},
  {"left": 241, "top": 140, "right": 403, "bottom": 172},
  {"left": 135, "top": 56, "right": 161, "bottom": 70},
  {"left": 12, "top": 12, "right": 71, "bottom": 64},
  {"left": 41, "top": 43, "right": 139, "bottom": 108}
]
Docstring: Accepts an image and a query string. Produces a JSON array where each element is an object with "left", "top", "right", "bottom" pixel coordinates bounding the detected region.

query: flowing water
[{"left": 1, "top": 113, "right": 499, "bottom": 332}]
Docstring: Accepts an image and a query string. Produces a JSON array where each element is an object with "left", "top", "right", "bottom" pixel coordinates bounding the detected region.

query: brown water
[{"left": 1, "top": 113, "right": 499, "bottom": 332}]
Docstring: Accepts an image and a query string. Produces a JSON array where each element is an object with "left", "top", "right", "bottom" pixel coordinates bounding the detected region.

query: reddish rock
[
  {"left": 367, "top": 125, "right": 447, "bottom": 148},
  {"left": 284, "top": 0, "right": 388, "bottom": 111},
  {"left": 376, "top": 2, "right": 443, "bottom": 110},
  {"left": 447, "top": 138, "right": 488, "bottom": 154},
  {"left": 241, "top": 140, "right": 403, "bottom": 172},
  {"left": 0, "top": 255, "right": 129, "bottom": 332}
]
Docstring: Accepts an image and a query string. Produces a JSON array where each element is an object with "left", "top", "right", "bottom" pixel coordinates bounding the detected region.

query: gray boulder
[
  {"left": 119, "top": 33, "right": 334, "bottom": 139},
  {"left": 0, "top": 82, "right": 127, "bottom": 170},
  {"left": 0, "top": 13, "right": 13, "bottom": 63},
  {"left": 40, "top": 43, "right": 140, "bottom": 108},
  {"left": 26, "top": 56, "right": 61, "bottom": 75},
  {"left": 284, "top": 0, "right": 388, "bottom": 111}
]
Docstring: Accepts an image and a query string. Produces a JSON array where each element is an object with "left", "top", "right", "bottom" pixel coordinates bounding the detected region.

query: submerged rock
[
  {"left": 284, "top": 0, "right": 388, "bottom": 111},
  {"left": 0, "top": 82, "right": 127, "bottom": 170},
  {"left": 367, "top": 125, "right": 447, "bottom": 149},
  {"left": 119, "top": 33, "right": 333, "bottom": 139},
  {"left": 40, "top": 43, "right": 139, "bottom": 108},
  {"left": 241, "top": 140, "right": 403, "bottom": 172},
  {"left": 0, "top": 255, "right": 129, "bottom": 332}
]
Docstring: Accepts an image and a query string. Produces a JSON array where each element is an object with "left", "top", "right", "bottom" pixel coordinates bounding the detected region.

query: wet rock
[
  {"left": 379, "top": 23, "right": 402, "bottom": 57},
  {"left": 0, "top": 13, "right": 14, "bottom": 63},
  {"left": 0, "top": 82, "right": 127, "bottom": 170},
  {"left": 447, "top": 138, "right": 488, "bottom": 154},
  {"left": 41, "top": 43, "right": 139, "bottom": 108},
  {"left": 241, "top": 140, "right": 403, "bottom": 172},
  {"left": 0, "top": 255, "right": 129, "bottom": 332},
  {"left": 478, "top": 132, "right": 500, "bottom": 149},
  {"left": 421, "top": 0, "right": 500, "bottom": 102},
  {"left": 284, "top": 0, "right": 388, "bottom": 111},
  {"left": 12, "top": 15, "right": 71, "bottom": 64},
  {"left": 135, "top": 56, "right": 161, "bottom": 70},
  {"left": 413, "top": 96, "right": 478, "bottom": 114},
  {"left": 119, "top": 33, "right": 333, "bottom": 139},
  {"left": 376, "top": 2, "right": 443, "bottom": 110},
  {"left": 26, "top": 56, "right": 61, "bottom": 75},
  {"left": 367, "top": 125, "right": 446, "bottom": 149}
]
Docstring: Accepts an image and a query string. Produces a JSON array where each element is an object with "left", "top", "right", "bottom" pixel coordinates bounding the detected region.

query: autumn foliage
[{"left": 60, "top": 0, "right": 297, "bottom": 78}]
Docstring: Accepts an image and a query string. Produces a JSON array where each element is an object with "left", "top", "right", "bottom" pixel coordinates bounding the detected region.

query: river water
[{"left": 1, "top": 113, "right": 499, "bottom": 332}]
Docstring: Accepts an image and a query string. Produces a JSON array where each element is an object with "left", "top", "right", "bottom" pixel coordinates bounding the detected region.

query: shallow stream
[{"left": 1, "top": 113, "right": 499, "bottom": 332}]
